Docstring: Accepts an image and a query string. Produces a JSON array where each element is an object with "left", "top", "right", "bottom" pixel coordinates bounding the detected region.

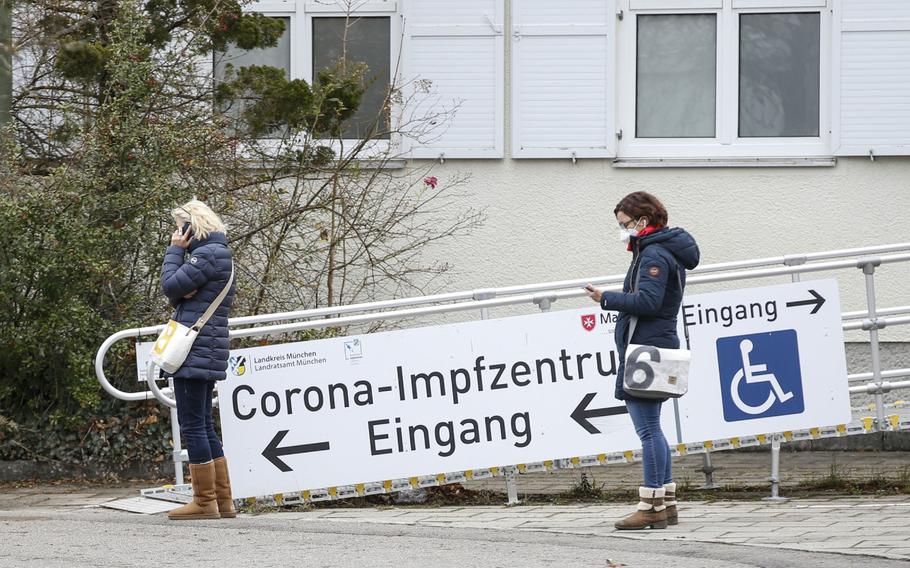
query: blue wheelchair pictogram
[{"left": 717, "top": 330, "right": 805, "bottom": 422}]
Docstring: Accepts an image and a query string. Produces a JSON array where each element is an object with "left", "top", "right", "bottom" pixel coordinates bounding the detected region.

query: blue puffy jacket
[
  {"left": 160, "top": 232, "right": 236, "bottom": 381},
  {"left": 600, "top": 227, "right": 700, "bottom": 401}
]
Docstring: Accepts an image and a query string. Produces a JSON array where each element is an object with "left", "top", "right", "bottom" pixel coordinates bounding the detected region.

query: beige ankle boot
[
  {"left": 664, "top": 482, "right": 678, "bottom": 525},
  {"left": 614, "top": 487, "right": 667, "bottom": 530},
  {"left": 213, "top": 456, "right": 237, "bottom": 518},
  {"left": 168, "top": 461, "right": 220, "bottom": 520}
]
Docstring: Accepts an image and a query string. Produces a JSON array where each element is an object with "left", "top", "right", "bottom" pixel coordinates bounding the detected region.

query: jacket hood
[{"left": 639, "top": 227, "right": 700, "bottom": 269}]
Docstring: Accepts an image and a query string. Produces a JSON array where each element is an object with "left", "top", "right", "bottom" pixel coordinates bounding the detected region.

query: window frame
[
  {"left": 231, "top": 1, "right": 401, "bottom": 157},
  {"left": 616, "top": 0, "right": 832, "bottom": 159}
]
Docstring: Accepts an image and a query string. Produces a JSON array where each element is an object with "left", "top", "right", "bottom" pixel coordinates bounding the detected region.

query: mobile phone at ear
[{"left": 181, "top": 222, "right": 193, "bottom": 237}]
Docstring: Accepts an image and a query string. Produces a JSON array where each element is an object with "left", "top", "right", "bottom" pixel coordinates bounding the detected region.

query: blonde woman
[{"left": 160, "top": 200, "right": 237, "bottom": 520}]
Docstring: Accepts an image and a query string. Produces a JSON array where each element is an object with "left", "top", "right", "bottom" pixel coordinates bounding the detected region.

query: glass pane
[
  {"left": 739, "top": 13, "right": 820, "bottom": 138},
  {"left": 313, "top": 17, "right": 391, "bottom": 140},
  {"left": 214, "top": 17, "right": 291, "bottom": 136},
  {"left": 636, "top": 14, "right": 717, "bottom": 139}
]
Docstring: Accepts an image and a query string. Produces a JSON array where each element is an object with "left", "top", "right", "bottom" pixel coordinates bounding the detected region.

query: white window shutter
[
  {"left": 403, "top": 0, "right": 504, "bottom": 159},
  {"left": 835, "top": 1, "right": 910, "bottom": 156},
  {"left": 512, "top": 0, "right": 616, "bottom": 159}
]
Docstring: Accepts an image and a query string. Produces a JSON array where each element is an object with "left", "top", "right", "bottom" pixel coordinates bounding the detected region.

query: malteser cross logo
[{"left": 581, "top": 314, "right": 596, "bottom": 332}]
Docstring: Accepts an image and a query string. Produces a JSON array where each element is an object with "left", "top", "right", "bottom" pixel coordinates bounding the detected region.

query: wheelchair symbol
[{"left": 730, "top": 339, "right": 794, "bottom": 415}]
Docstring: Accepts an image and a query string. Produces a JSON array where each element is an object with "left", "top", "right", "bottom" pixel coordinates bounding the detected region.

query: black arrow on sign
[
  {"left": 262, "top": 430, "right": 330, "bottom": 472},
  {"left": 786, "top": 289, "right": 826, "bottom": 314},
  {"left": 571, "top": 393, "right": 629, "bottom": 434}
]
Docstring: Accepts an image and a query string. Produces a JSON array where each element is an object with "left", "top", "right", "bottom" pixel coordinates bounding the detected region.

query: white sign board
[
  {"left": 678, "top": 279, "right": 850, "bottom": 440},
  {"left": 137, "top": 279, "right": 850, "bottom": 499},
  {"left": 218, "top": 309, "right": 677, "bottom": 499}
]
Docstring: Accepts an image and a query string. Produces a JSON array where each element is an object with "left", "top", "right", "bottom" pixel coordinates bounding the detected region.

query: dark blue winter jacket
[
  {"left": 600, "top": 227, "right": 700, "bottom": 401},
  {"left": 160, "top": 232, "right": 235, "bottom": 381}
]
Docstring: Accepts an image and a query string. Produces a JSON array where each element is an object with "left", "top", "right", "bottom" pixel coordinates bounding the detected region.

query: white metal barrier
[{"left": 95, "top": 242, "right": 910, "bottom": 499}]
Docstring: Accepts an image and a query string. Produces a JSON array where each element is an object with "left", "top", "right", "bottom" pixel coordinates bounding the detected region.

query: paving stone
[{"left": 853, "top": 539, "right": 910, "bottom": 547}]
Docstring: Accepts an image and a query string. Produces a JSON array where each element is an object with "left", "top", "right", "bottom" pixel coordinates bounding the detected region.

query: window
[
  {"left": 212, "top": 3, "right": 398, "bottom": 144},
  {"left": 214, "top": 16, "right": 291, "bottom": 135},
  {"left": 636, "top": 14, "right": 716, "bottom": 138},
  {"left": 617, "top": 0, "right": 831, "bottom": 161},
  {"left": 311, "top": 16, "right": 391, "bottom": 140},
  {"left": 739, "top": 13, "right": 820, "bottom": 138}
]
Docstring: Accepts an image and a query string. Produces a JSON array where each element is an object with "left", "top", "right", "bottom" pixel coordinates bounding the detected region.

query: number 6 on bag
[{"left": 624, "top": 343, "right": 690, "bottom": 399}]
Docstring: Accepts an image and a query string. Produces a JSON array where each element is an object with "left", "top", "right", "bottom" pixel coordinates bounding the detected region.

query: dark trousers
[{"left": 174, "top": 378, "right": 225, "bottom": 464}]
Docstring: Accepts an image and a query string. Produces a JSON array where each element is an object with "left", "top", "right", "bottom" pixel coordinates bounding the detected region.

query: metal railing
[{"left": 95, "top": 242, "right": 910, "bottom": 496}]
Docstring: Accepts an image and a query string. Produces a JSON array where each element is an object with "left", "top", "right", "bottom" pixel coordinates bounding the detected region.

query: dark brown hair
[{"left": 613, "top": 191, "right": 668, "bottom": 227}]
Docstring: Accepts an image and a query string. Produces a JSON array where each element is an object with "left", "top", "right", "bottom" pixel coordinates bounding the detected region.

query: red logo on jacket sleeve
[{"left": 581, "top": 314, "right": 597, "bottom": 331}]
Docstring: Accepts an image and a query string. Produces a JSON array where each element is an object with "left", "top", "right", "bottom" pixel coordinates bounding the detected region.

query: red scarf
[{"left": 628, "top": 224, "right": 663, "bottom": 252}]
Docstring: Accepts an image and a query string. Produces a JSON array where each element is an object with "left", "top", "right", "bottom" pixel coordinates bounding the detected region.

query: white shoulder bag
[
  {"left": 623, "top": 259, "right": 691, "bottom": 399},
  {"left": 150, "top": 264, "right": 234, "bottom": 374}
]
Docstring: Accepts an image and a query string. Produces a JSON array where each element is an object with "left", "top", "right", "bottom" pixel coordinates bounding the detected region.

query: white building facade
[{"left": 224, "top": 0, "right": 910, "bottom": 356}]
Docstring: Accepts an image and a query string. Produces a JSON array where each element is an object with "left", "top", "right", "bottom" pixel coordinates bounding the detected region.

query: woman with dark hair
[{"left": 585, "top": 191, "right": 699, "bottom": 530}]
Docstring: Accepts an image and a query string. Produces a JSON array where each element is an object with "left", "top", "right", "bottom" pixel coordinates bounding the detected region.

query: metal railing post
[
  {"left": 785, "top": 255, "right": 806, "bottom": 283},
  {"left": 859, "top": 258, "right": 886, "bottom": 430},
  {"left": 533, "top": 294, "right": 556, "bottom": 312},
  {"left": 169, "top": 378, "right": 185, "bottom": 485},
  {"left": 475, "top": 289, "right": 496, "bottom": 321}
]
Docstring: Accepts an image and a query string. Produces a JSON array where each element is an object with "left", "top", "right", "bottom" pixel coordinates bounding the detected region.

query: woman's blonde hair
[{"left": 171, "top": 199, "right": 226, "bottom": 241}]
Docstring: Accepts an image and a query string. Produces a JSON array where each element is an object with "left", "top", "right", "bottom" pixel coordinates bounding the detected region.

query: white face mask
[{"left": 618, "top": 218, "right": 644, "bottom": 242}]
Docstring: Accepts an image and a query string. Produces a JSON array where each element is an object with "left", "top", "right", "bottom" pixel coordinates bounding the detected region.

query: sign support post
[
  {"left": 763, "top": 434, "right": 788, "bottom": 502},
  {"left": 476, "top": 290, "right": 520, "bottom": 506},
  {"left": 759, "top": 270, "right": 807, "bottom": 499}
]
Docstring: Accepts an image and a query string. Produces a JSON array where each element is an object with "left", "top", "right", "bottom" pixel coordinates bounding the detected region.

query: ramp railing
[{"left": 96, "top": 242, "right": 910, "bottom": 497}]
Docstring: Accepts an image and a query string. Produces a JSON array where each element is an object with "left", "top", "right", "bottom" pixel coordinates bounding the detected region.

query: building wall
[
  {"left": 403, "top": 156, "right": 910, "bottom": 409},
  {"left": 418, "top": 157, "right": 910, "bottom": 325}
]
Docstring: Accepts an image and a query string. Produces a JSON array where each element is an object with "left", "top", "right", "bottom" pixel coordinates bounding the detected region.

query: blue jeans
[
  {"left": 174, "top": 379, "right": 224, "bottom": 464},
  {"left": 625, "top": 398, "right": 673, "bottom": 488}
]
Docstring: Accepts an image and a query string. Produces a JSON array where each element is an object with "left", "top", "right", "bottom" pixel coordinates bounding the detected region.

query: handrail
[
  {"left": 146, "top": 361, "right": 176, "bottom": 409},
  {"left": 842, "top": 306, "right": 910, "bottom": 320},
  {"left": 95, "top": 328, "right": 172, "bottom": 402},
  {"left": 222, "top": 241, "right": 910, "bottom": 329},
  {"left": 848, "top": 368, "right": 910, "bottom": 383},
  {"left": 231, "top": 251, "right": 910, "bottom": 338},
  {"left": 842, "top": 315, "right": 910, "bottom": 331},
  {"left": 95, "top": 244, "right": 910, "bottom": 401}
]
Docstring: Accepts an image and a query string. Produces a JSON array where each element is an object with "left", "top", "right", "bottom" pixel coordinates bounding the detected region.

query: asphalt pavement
[{"left": 1, "top": 450, "right": 908, "bottom": 567}]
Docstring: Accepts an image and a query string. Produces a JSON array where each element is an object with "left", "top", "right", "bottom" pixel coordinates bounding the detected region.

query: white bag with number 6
[{"left": 623, "top": 343, "right": 690, "bottom": 399}]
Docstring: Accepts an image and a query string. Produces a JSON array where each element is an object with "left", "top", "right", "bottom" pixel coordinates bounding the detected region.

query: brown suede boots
[
  {"left": 167, "top": 458, "right": 236, "bottom": 520},
  {"left": 614, "top": 486, "right": 668, "bottom": 530},
  {"left": 213, "top": 456, "right": 237, "bottom": 518},
  {"left": 664, "top": 482, "right": 678, "bottom": 525},
  {"left": 168, "top": 461, "right": 220, "bottom": 520}
]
